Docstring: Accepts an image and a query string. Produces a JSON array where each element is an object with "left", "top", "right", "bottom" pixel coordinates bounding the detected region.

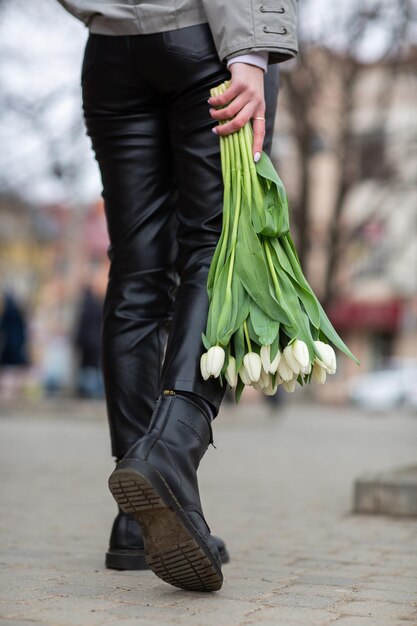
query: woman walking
[{"left": 57, "top": 0, "right": 298, "bottom": 592}]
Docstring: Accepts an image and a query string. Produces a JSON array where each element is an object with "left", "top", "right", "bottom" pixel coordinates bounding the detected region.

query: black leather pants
[{"left": 81, "top": 24, "right": 279, "bottom": 459}]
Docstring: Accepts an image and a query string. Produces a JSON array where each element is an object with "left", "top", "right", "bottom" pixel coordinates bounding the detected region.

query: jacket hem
[{"left": 88, "top": 10, "right": 208, "bottom": 36}]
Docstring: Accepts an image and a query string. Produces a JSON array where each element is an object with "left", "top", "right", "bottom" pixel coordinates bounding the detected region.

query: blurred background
[{"left": 0, "top": 0, "right": 416, "bottom": 411}]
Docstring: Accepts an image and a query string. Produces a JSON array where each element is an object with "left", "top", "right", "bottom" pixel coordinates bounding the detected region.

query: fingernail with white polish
[
  {"left": 254, "top": 152, "right": 261, "bottom": 163},
  {"left": 212, "top": 127, "right": 218, "bottom": 134}
]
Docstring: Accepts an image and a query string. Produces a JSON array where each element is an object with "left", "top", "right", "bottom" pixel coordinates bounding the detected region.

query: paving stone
[
  {"left": 295, "top": 574, "right": 363, "bottom": 587},
  {"left": 349, "top": 587, "right": 417, "bottom": 604},
  {"left": 331, "top": 617, "right": 414, "bottom": 626},
  {"left": 0, "top": 620, "right": 46, "bottom": 626},
  {"left": 265, "top": 593, "right": 339, "bottom": 609},
  {"left": 235, "top": 605, "right": 337, "bottom": 625},
  {"left": 364, "top": 575, "right": 417, "bottom": 593},
  {"left": 337, "top": 599, "right": 417, "bottom": 620}
]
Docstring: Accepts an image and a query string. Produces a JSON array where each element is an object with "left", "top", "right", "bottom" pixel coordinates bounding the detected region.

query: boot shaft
[
  {"left": 122, "top": 392, "right": 213, "bottom": 510},
  {"left": 142, "top": 392, "right": 213, "bottom": 468}
]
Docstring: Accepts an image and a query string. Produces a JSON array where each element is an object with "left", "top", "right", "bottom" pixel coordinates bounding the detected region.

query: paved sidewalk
[{"left": 1, "top": 400, "right": 417, "bottom": 626}]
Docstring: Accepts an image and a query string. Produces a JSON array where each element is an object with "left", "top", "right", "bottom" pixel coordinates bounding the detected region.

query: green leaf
[
  {"left": 278, "top": 270, "right": 316, "bottom": 361},
  {"left": 270, "top": 330, "right": 281, "bottom": 362},
  {"left": 235, "top": 376, "right": 245, "bottom": 403},
  {"left": 290, "top": 280, "right": 320, "bottom": 329},
  {"left": 216, "top": 291, "right": 233, "bottom": 346},
  {"left": 201, "top": 332, "right": 210, "bottom": 351},
  {"left": 235, "top": 206, "right": 291, "bottom": 325},
  {"left": 206, "top": 236, "right": 223, "bottom": 299},
  {"left": 249, "top": 299, "right": 280, "bottom": 346},
  {"left": 232, "top": 276, "right": 250, "bottom": 331},
  {"left": 247, "top": 313, "right": 260, "bottom": 347},
  {"left": 270, "top": 237, "right": 298, "bottom": 279},
  {"left": 311, "top": 323, "right": 320, "bottom": 341},
  {"left": 281, "top": 235, "right": 315, "bottom": 293},
  {"left": 280, "top": 231, "right": 358, "bottom": 363},
  {"left": 270, "top": 238, "right": 320, "bottom": 328},
  {"left": 217, "top": 273, "right": 250, "bottom": 346},
  {"left": 206, "top": 258, "right": 229, "bottom": 345},
  {"left": 233, "top": 324, "right": 245, "bottom": 373},
  {"left": 254, "top": 151, "right": 290, "bottom": 237},
  {"left": 250, "top": 177, "right": 280, "bottom": 237},
  {"left": 315, "top": 298, "right": 360, "bottom": 364}
]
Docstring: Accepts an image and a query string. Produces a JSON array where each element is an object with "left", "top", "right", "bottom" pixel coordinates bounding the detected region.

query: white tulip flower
[
  {"left": 283, "top": 345, "right": 301, "bottom": 376},
  {"left": 260, "top": 345, "right": 271, "bottom": 373},
  {"left": 239, "top": 362, "right": 252, "bottom": 385},
  {"left": 261, "top": 344, "right": 282, "bottom": 374},
  {"left": 269, "top": 349, "right": 281, "bottom": 374},
  {"left": 282, "top": 378, "right": 296, "bottom": 393},
  {"left": 312, "top": 362, "right": 327, "bottom": 384},
  {"left": 259, "top": 368, "right": 270, "bottom": 388},
  {"left": 225, "top": 356, "right": 238, "bottom": 387},
  {"left": 326, "top": 344, "right": 337, "bottom": 374},
  {"left": 300, "top": 361, "right": 312, "bottom": 376},
  {"left": 251, "top": 379, "right": 264, "bottom": 391},
  {"left": 200, "top": 352, "right": 210, "bottom": 380},
  {"left": 314, "top": 341, "right": 337, "bottom": 375},
  {"left": 292, "top": 339, "right": 310, "bottom": 369},
  {"left": 243, "top": 352, "right": 262, "bottom": 382},
  {"left": 206, "top": 345, "right": 225, "bottom": 378},
  {"left": 277, "top": 356, "right": 294, "bottom": 382},
  {"left": 263, "top": 377, "right": 279, "bottom": 395},
  {"left": 252, "top": 369, "right": 271, "bottom": 390}
]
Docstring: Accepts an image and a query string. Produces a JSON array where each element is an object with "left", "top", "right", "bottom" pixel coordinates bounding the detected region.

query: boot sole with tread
[{"left": 108, "top": 463, "right": 223, "bottom": 592}]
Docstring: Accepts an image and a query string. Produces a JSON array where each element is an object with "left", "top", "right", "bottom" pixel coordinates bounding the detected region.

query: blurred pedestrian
[
  {"left": 73, "top": 285, "right": 104, "bottom": 399},
  {"left": 57, "top": 0, "right": 298, "bottom": 592},
  {"left": 0, "top": 289, "right": 30, "bottom": 400}
]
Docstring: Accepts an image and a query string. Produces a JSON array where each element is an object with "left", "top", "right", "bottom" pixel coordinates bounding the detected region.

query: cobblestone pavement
[{"left": 1, "top": 399, "right": 417, "bottom": 626}]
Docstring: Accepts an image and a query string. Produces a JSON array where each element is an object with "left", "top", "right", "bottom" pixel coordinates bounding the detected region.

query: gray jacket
[{"left": 57, "top": 1, "right": 298, "bottom": 65}]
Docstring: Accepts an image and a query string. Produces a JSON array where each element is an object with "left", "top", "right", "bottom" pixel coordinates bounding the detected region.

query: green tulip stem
[
  {"left": 226, "top": 175, "right": 241, "bottom": 292},
  {"left": 210, "top": 83, "right": 232, "bottom": 291},
  {"left": 243, "top": 319, "right": 252, "bottom": 352},
  {"left": 238, "top": 127, "right": 252, "bottom": 202},
  {"left": 211, "top": 85, "right": 226, "bottom": 183},
  {"left": 223, "top": 128, "right": 243, "bottom": 294},
  {"left": 216, "top": 135, "right": 231, "bottom": 265},
  {"left": 243, "top": 123, "right": 264, "bottom": 209},
  {"left": 264, "top": 238, "right": 282, "bottom": 300}
]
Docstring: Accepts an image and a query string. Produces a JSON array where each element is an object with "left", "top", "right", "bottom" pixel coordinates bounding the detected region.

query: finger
[
  {"left": 252, "top": 115, "right": 266, "bottom": 162},
  {"left": 208, "top": 80, "right": 243, "bottom": 107},
  {"left": 209, "top": 94, "right": 247, "bottom": 121},
  {"left": 213, "top": 103, "right": 254, "bottom": 136}
]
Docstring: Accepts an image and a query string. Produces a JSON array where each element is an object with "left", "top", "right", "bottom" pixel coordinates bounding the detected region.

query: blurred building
[
  {"left": 0, "top": 196, "right": 109, "bottom": 395},
  {"left": 277, "top": 49, "right": 417, "bottom": 401}
]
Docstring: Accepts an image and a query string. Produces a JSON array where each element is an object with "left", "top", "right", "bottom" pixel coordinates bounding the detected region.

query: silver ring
[{"left": 253, "top": 116, "right": 266, "bottom": 121}]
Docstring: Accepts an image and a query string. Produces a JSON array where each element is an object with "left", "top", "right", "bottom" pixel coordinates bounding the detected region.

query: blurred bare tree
[
  {"left": 0, "top": 0, "right": 95, "bottom": 204},
  {"left": 281, "top": 0, "right": 417, "bottom": 305}
]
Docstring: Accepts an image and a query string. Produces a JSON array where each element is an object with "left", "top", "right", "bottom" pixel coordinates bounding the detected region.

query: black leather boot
[
  {"left": 108, "top": 391, "right": 223, "bottom": 592},
  {"left": 105, "top": 507, "right": 230, "bottom": 570}
]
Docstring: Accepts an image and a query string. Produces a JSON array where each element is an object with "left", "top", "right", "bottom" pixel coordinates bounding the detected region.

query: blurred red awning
[{"left": 327, "top": 299, "right": 403, "bottom": 332}]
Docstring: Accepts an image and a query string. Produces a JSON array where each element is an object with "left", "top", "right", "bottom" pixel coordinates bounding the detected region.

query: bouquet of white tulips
[{"left": 200, "top": 80, "right": 358, "bottom": 402}]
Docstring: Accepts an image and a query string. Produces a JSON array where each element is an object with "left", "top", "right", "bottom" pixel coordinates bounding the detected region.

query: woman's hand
[{"left": 208, "top": 63, "right": 266, "bottom": 162}]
